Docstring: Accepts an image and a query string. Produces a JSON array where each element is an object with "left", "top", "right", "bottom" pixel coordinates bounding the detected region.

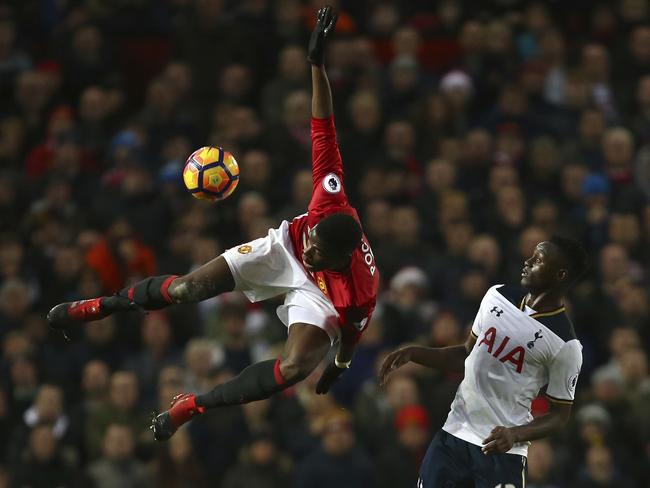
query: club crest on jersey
[
  {"left": 317, "top": 276, "right": 328, "bottom": 295},
  {"left": 238, "top": 245, "right": 252, "bottom": 254},
  {"left": 568, "top": 371, "right": 579, "bottom": 392},
  {"left": 322, "top": 173, "right": 341, "bottom": 193},
  {"left": 527, "top": 330, "right": 543, "bottom": 349},
  {"left": 478, "top": 327, "right": 526, "bottom": 374}
]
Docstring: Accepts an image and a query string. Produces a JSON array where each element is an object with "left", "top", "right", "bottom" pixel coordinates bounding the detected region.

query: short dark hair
[
  {"left": 549, "top": 235, "right": 589, "bottom": 283},
  {"left": 316, "top": 213, "right": 362, "bottom": 255}
]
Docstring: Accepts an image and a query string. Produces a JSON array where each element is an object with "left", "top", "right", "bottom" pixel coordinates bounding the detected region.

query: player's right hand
[
  {"left": 307, "top": 5, "right": 338, "bottom": 66},
  {"left": 378, "top": 346, "right": 413, "bottom": 387}
]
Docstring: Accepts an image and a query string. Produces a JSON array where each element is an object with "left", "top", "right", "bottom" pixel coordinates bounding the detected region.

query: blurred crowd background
[{"left": 1, "top": 0, "right": 650, "bottom": 486}]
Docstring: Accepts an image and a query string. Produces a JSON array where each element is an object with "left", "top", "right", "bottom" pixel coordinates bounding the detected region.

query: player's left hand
[
  {"left": 481, "top": 426, "right": 516, "bottom": 454},
  {"left": 307, "top": 5, "right": 338, "bottom": 66},
  {"left": 315, "top": 361, "right": 347, "bottom": 394}
]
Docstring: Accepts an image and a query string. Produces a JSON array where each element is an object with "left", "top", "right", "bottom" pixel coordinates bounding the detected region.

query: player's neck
[{"left": 524, "top": 289, "right": 565, "bottom": 313}]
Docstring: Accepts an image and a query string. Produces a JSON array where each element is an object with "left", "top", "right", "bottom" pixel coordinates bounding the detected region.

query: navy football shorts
[{"left": 417, "top": 430, "right": 527, "bottom": 488}]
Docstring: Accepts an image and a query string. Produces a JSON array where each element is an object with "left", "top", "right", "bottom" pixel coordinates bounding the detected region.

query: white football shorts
[{"left": 222, "top": 220, "right": 340, "bottom": 344}]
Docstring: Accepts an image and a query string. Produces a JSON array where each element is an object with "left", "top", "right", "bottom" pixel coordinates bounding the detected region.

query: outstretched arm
[
  {"left": 308, "top": 6, "right": 337, "bottom": 119},
  {"left": 379, "top": 333, "right": 477, "bottom": 386},
  {"left": 312, "top": 65, "right": 333, "bottom": 119}
]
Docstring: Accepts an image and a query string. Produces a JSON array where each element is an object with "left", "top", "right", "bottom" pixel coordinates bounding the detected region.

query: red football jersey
[{"left": 288, "top": 116, "right": 379, "bottom": 342}]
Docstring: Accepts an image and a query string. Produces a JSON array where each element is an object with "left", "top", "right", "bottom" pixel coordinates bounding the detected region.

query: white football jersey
[{"left": 442, "top": 284, "right": 583, "bottom": 456}]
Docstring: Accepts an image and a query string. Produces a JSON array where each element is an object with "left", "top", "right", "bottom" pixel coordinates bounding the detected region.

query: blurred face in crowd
[
  {"left": 636, "top": 75, "right": 650, "bottom": 109},
  {"left": 321, "top": 412, "right": 355, "bottom": 456},
  {"left": 185, "top": 340, "right": 218, "bottom": 379},
  {"left": 608, "top": 213, "right": 640, "bottom": 251},
  {"left": 370, "top": 3, "right": 400, "bottom": 35},
  {"left": 603, "top": 128, "right": 634, "bottom": 170},
  {"left": 430, "top": 312, "right": 461, "bottom": 347},
  {"left": 0, "top": 238, "right": 23, "bottom": 279},
  {"left": 283, "top": 90, "right": 310, "bottom": 129},
  {"left": 586, "top": 445, "right": 614, "bottom": 483},
  {"left": 618, "top": 347, "right": 648, "bottom": 383},
  {"left": 103, "top": 424, "right": 134, "bottom": 460},
  {"left": 393, "top": 27, "right": 420, "bottom": 58},
  {"left": 563, "top": 72, "right": 590, "bottom": 109},
  {"left": 467, "top": 235, "right": 501, "bottom": 274},
  {"left": 364, "top": 200, "right": 392, "bottom": 239},
  {"left": 15, "top": 71, "right": 50, "bottom": 114},
  {"left": 72, "top": 25, "right": 102, "bottom": 62},
  {"left": 443, "top": 220, "right": 473, "bottom": 255},
  {"left": 463, "top": 129, "right": 492, "bottom": 166},
  {"left": 11, "top": 357, "right": 38, "bottom": 389},
  {"left": 385, "top": 121, "right": 415, "bottom": 158},
  {"left": 496, "top": 185, "right": 526, "bottom": 228},
  {"left": 630, "top": 26, "right": 650, "bottom": 64},
  {"left": 349, "top": 91, "right": 381, "bottom": 133},
  {"left": 241, "top": 150, "right": 271, "bottom": 189},
  {"left": 438, "top": 191, "right": 468, "bottom": 227},
  {"left": 529, "top": 136, "right": 560, "bottom": 178},
  {"left": 35, "top": 385, "right": 63, "bottom": 422},
  {"left": 614, "top": 281, "right": 649, "bottom": 320},
  {"left": 599, "top": 244, "right": 629, "bottom": 283},
  {"left": 531, "top": 199, "right": 558, "bottom": 231},
  {"left": 52, "top": 245, "right": 83, "bottom": 282},
  {"left": 82, "top": 360, "right": 110, "bottom": 399},
  {"left": 459, "top": 20, "right": 485, "bottom": 55},
  {"left": 609, "top": 327, "right": 641, "bottom": 359},
  {"left": 163, "top": 62, "right": 193, "bottom": 99},
  {"left": 110, "top": 371, "right": 138, "bottom": 411},
  {"left": 582, "top": 44, "right": 609, "bottom": 81},
  {"left": 0, "top": 279, "right": 30, "bottom": 320},
  {"left": 385, "top": 375, "right": 419, "bottom": 410},
  {"left": 561, "top": 164, "right": 588, "bottom": 202},
  {"left": 579, "top": 109, "right": 605, "bottom": 144},
  {"left": 425, "top": 159, "right": 456, "bottom": 193},
  {"left": 488, "top": 165, "right": 518, "bottom": 195},
  {"left": 539, "top": 29, "right": 565, "bottom": 63},
  {"left": 292, "top": 169, "right": 313, "bottom": 207},
  {"left": 30, "top": 425, "right": 56, "bottom": 462},
  {"left": 249, "top": 437, "right": 277, "bottom": 466},
  {"left": 278, "top": 45, "right": 307, "bottom": 82},
  {"left": 486, "top": 20, "right": 511, "bottom": 55},
  {"left": 391, "top": 206, "right": 420, "bottom": 245},
  {"left": 142, "top": 312, "right": 172, "bottom": 353},
  {"left": 85, "top": 317, "right": 116, "bottom": 346},
  {"left": 168, "top": 427, "right": 193, "bottom": 464},
  {"left": 238, "top": 192, "right": 269, "bottom": 232},
  {"left": 220, "top": 64, "right": 252, "bottom": 101},
  {"left": 79, "top": 87, "right": 108, "bottom": 123}
]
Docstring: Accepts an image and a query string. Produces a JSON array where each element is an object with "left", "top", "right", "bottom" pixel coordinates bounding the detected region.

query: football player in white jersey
[{"left": 380, "top": 236, "right": 588, "bottom": 488}]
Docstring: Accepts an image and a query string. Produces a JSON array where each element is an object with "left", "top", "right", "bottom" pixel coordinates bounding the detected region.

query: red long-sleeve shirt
[{"left": 288, "top": 116, "right": 379, "bottom": 342}]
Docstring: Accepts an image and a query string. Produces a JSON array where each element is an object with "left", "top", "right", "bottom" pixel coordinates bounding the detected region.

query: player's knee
[
  {"left": 167, "top": 277, "right": 194, "bottom": 303},
  {"left": 278, "top": 356, "right": 315, "bottom": 384}
]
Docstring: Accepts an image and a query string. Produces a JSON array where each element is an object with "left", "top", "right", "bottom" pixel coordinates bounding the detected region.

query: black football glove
[
  {"left": 307, "top": 5, "right": 338, "bottom": 66},
  {"left": 315, "top": 360, "right": 347, "bottom": 394}
]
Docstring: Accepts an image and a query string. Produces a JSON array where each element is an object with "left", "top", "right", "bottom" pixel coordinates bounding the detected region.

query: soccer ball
[{"left": 182, "top": 146, "right": 240, "bottom": 201}]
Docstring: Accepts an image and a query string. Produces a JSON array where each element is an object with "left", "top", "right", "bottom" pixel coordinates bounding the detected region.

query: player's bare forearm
[
  {"left": 379, "top": 344, "right": 468, "bottom": 386},
  {"left": 312, "top": 65, "right": 333, "bottom": 119},
  {"left": 509, "top": 403, "right": 571, "bottom": 442},
  {"left": 410, "top": 345, "right": 468, "bottom": 372},
  {"left": 482, "top": 402, "right": 571, "bottom": 454}
]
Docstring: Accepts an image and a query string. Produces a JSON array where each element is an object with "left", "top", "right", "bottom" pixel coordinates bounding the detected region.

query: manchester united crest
[
  {"left": 238, "top": 245, "right": 252, "bottom": 254},
  {"left": 317, "top": 276, "right": 328, "bottom": 295}
]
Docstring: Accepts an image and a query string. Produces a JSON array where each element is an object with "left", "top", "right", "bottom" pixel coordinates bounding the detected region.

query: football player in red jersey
[{"left": 47, "top": 6, "right": 379, "bottom": 441}]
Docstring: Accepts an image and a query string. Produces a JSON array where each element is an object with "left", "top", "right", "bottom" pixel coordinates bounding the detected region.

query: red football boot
[
  {"left": 150, "top": 393, "right": 205, "bottom": 441},
  {"left": 47, "top": 296, "right": 133, "bottom": 340}
]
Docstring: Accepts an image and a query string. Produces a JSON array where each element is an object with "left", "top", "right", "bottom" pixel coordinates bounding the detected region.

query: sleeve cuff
[{"left": 546, "top": 393, "right": 574, "bottom": 405}]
